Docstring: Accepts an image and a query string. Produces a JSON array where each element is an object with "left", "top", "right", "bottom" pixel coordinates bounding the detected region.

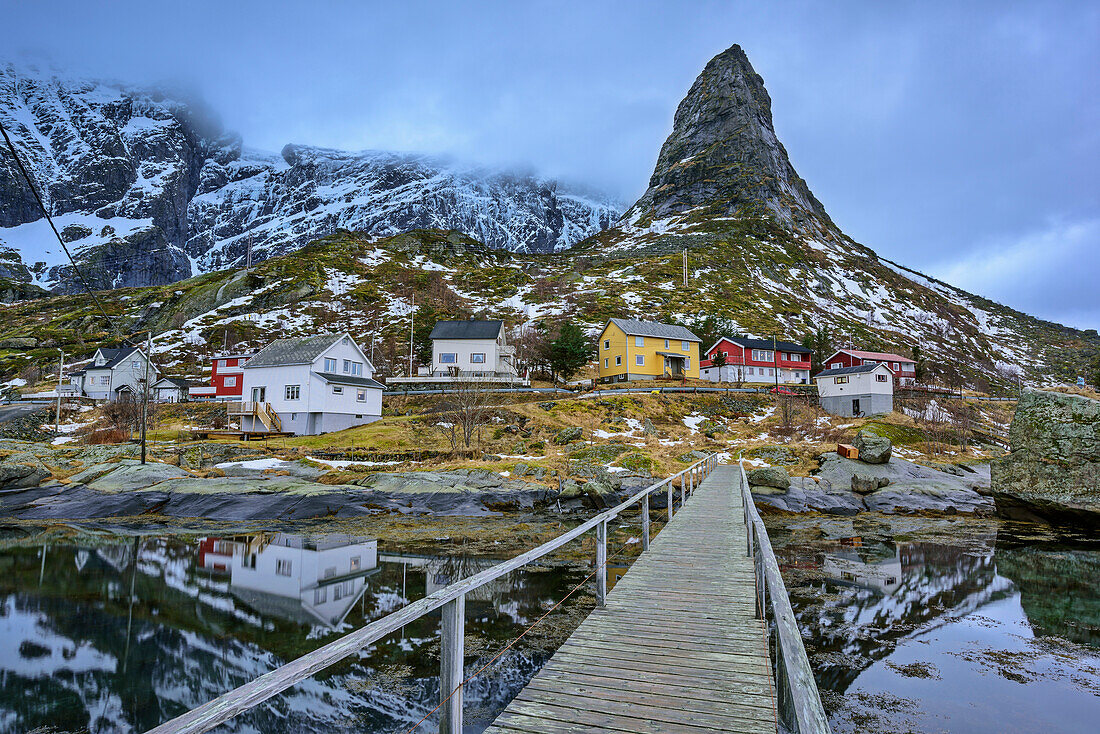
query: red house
[
  {"left": 700, "top": 337, "right": 812, "bottom": 384},
  {"left": 189, "top": 351, "right": 256, "bottom": 399},
  {"left": 825, "top": 349, "right": 917, "bottom": 386}
]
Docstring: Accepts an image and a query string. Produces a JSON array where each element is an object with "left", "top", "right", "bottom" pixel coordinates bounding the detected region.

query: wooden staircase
[{"left": 227, "top": 402, "right": 283, "bottom": 432}]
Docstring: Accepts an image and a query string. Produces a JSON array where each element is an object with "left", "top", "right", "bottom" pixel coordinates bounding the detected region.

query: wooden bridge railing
[
  {"left": 145, "top": 454, "right": 719, "bottom": 734},
  {"left": 737, "top": 456, "right": 832, "bottom": 734}
]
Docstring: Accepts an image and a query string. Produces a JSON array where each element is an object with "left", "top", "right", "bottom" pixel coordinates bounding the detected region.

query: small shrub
[{"left": 86, "top": 428, "right": 132, "bottom": 445}]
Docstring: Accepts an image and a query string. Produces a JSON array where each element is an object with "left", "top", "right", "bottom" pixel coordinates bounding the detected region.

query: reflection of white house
[
  {"left": 68, "top": 346, "right": 159, "bottom": 401},
  {"left": 233, "top": 332, "right": 384, "bottom": 435},
  {"left": 227, "top": 534, "right": 379, "bottom": 628},
  {"left": 823, "top": 549, "right": 903, "bottom": 593},
  {"left": 379, "top": 552, "right": 508, "bottom": 602}
]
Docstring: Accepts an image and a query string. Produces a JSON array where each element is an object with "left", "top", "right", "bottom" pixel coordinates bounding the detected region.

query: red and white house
[
  {"left": 700, "top": 337, "right": 813, "bottom": 384},
  {"left": 824, "top": 349, "right": 917, "bottom": 386},
  {"left": 188, "top": 352, "right": 256, "bottom": 399}
]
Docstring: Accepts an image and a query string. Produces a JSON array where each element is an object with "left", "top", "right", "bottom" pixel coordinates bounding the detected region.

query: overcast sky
[{"left": 3, "top": 0, "right": 1098, "bottom": 330}]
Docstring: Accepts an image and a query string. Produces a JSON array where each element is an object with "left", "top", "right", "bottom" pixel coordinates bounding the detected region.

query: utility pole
[
  {"left": 773, "top": 334, "right": 780, "bottom": 398},
  {"left": 682, "top": 248, "right": 688, "bottom": 288},
  {"left": 140, "top": 332, "right": 152, "bottom": 465},
  {"left": 54, "top": 348, "right": 64, "bottom": 432}
]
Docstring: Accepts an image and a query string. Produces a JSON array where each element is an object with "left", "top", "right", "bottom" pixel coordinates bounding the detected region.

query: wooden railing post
[
  {"left": 667, "top": 481, "right": 674, "bottom": 521},
  {"left": 439, "top": 594, "right": 465, "bottom": 734},
  {"left": 595, "top": 520, "right": 607, "bottom": 607},
  {"left": 641, "top": 495, "right": 650, "bottom": 551}
]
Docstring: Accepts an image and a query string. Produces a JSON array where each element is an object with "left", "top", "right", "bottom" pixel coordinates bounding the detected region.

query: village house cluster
[{"left": 59, "top": 314, "right": 920, "bottom": 435}]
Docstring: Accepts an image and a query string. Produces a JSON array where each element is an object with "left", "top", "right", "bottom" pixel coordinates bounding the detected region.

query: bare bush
[{"left": 430, "top": 373, "right": 494, "bottom": 451}]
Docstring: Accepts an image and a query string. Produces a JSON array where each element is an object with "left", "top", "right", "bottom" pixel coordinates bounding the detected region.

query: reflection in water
[
  {"left": 0, "top": 532, "right": 588, "bottom": 733},
  {"left": 778, "top": 524, "right": 1100, "bottom": 734}
]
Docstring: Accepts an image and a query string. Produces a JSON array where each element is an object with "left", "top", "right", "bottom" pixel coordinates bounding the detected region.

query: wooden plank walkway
[{"left": 485, "top": 465, "right": 776, "bottom": 734}]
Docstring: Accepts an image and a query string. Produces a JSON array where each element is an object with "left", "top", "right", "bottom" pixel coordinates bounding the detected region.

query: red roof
[{"left": 841, "top": 349, "right": 913, "bottom": 363}]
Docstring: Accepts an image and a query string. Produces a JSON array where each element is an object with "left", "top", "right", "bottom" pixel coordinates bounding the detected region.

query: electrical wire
[{"left": 0, "top": 118, "right": 117, "bottom": 333}]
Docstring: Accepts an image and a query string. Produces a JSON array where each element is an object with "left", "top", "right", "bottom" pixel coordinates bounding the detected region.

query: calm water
[
  {"left": 769, "top": 517, "right": 1100, "bottom": 733},
  {"left": 0, "top": 530, "right": 590, "bottom": 734}
]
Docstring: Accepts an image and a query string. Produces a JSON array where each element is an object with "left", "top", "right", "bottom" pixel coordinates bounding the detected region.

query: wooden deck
[{"left": 485, "top": 465, "right": 775, "bottom": 734}]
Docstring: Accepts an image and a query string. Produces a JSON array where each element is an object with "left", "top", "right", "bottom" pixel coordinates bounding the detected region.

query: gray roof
[
  {"left": 245, "top": 333, "right": 344, "bottom": 368},
  {"left": 607, "top": 318, "right": 700, "bottom": 342},
  {"left": 815, "top": 364, "right": 886, "bottom": 377},
  {"left": 313, "top": 372, "right": 385, "bottom": 390},
  {"left": 727, "top": 337, "right": 810, "bottom": 353},
  {"left": 429, "top": 320, "right": 504, "bottom": 340},
  {"left": 153, "top": 377, "right": 193, "bottom": 388}
]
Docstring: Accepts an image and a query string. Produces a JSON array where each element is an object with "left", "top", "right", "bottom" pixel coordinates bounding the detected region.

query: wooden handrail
[
  {"left": 736, "top": 456, "right": 831, "bottom": 734},
  {"left": 145, "top": 454, "right": 719, "bottom": 734}
]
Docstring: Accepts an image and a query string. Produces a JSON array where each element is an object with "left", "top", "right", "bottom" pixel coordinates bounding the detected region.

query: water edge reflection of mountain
[
  {"left": 778, "top": 523, "right": 1100, "bottom": 733},
  {"left": 0, "top": 532, "right": 584, "bottom": 733}
]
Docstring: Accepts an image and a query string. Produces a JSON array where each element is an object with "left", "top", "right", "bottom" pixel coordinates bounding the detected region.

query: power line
[{"left": 0, "top": 118, "right": 117, "bottom": 333}]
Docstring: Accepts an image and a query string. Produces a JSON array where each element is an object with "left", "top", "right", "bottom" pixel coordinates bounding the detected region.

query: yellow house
[{"left": 596, "top": 318, "right": 701, "bottom": 382}]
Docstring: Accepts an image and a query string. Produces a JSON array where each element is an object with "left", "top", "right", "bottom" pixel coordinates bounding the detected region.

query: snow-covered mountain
[{"left": 0, "top": 63, "right": 622, "bottom": 293}]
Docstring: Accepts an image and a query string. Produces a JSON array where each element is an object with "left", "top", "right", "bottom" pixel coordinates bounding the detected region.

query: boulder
[
  {"left": 747, "top": 466, "right": 791, "bottom": 490},
  {"left": 583, "top": 479, "right": 618, "bottom": 509},
  {"left": 991, "top": 389, "right": 1100, "bottom": 525},
  {"left": 559, "top": 479, "right": 583, "bottom": 500},
  {"left": 553, "top": 426, "right": 583, "bottom": 445},
  {"left": 0, "top": 453, "right": 50, "bottom": 489},
  {"left": 851, "top": 475, "right": 891, "bottom": 494},
  {"left": 643, "top": 418, "right": 658, "bottom": 436},
  {"left": 854, "top": 430, "right": 892, "bottom": 464}
]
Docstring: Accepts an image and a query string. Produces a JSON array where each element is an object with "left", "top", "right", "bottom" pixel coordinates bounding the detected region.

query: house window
[
  {"left": 351, "top": 556, "right": 361, "bottom": 571},
  {"left": 225, "top": 376, "right": 236, "bottom": 387},
  {"left": 752, "top": 350, "right": 774, "bottom": 362},
  {"left": 471, "top": 353, "right": 486, "bottom": 363},
  {"left": 324, "top": 358, "right": 337, "bottom": 372},
  {"left": 276, "top": 559, "right": 292, "bottom": 576},
  {"left": 634, "top": 336, "right": 644, "bottom": 347},
  {"left": 877, "top": 374, "right": 888, "bottom": 382},
  {"left": 285, "top": 385, "right": 300, "bottom": 400},
  {"left": 836, "top": 376, "right": 849, "bottom": 384},
  {"left": 333, "top": 386, "right": 343, "bottom": 394},
  {"left": 636, "top": 355, "right": 644, "bottom": 366},
  {"left": 333, "top": 584, "right": 344, "bottom": 601},
  {"left": 722, "top": 351, "right": 728, "bottom": 357},
  {"left": 682, "top": 341, "right": 690, "bottom": 351},
  {"left": 603, "top": 358, "right": 608, "bottom": 368},
  {"left": 615, "top": 356, "right": 622, "bottom": 366},
  {"left": 664, "top": 339, "right": 670, "bottom": 349},
  {"left": 440, "top": 353, "right": 457, "bottom": 364},
  {"left": 684, "top": 357, "right": 690, "bottom": 369},
  {"left": 864, "top": 359, "right": 876, "bottom": 366},
  {"left": 357, "top": 390, "right": 366, "bottom": 402},
  {"left": 131, "top": 361, "right": 140, "bottom": 369},
  {"left": 892, "top": 362, "right": 899, "bottom": 370},
  {"left": 314, "top": 587, "right": 327, "bottom": 604},
  {"left": 603, "top": 339, "right": 610, "bottom": 350},
  {"left": 748, "top": 367, "right": 755, "bottom": 375},
  {"left": 831, "top": 362, "right": 842, "bottom": 369},
  {"left": 219, "top": 359, "right": 227, "bottom": 368}
]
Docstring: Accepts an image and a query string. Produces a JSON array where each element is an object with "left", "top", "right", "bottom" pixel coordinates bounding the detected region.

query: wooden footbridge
[{"left": 147, "top": 457, "right": 830, "bottom": 734}]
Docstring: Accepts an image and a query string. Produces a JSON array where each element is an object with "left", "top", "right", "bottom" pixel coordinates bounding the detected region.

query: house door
[
  {"left": 251, "top": 386, "right": 266, "bottom": 403},
  {"left": 852, "top": 398, "right": 861, "bottom": 416}
]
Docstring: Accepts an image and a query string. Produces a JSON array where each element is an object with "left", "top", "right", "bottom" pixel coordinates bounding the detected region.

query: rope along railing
[
  {"left": 145, "top": 454, "right": 719, "bottom": 734},
  {"left": 737, "top": 455, "right": 831, "bottom": 734}
]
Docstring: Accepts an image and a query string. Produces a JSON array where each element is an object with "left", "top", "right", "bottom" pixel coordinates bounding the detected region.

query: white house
[
  {"left": 68, "top": 346, "right": 159, "bottom": 401},
  {"left": 152, "top": 377, "right": 192, "bottom": 403},
  {"left": 234, "top": 332, "right": 384, "bottom": 435},
  {"left": 815, "top": 363, "right": 894, "bottom": 417},
  {"left": 226, "top": 534, "right": 379, "bottom": 629},
  {"left": 391, "top": 319, "right": 524, "bottom": 385}
]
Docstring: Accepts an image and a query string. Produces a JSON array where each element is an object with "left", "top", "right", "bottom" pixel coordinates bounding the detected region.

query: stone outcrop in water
[
  {"left": 753, "top": 453, "right": 992, "bottom": 516},
  {"left": 991, "top": 388, "right": 1100, "bottom": 526}
]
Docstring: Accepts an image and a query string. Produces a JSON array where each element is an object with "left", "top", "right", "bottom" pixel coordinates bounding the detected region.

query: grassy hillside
[{"left": 0, "top": 220, "right": 1096, "bottom": 391}]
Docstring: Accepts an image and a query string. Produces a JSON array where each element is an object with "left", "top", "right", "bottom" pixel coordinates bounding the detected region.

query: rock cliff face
[
  {"left": 623, "top": 45, "right": 835, "bottom": 236},
  {"left": 992, "top": 389, "right": 1100, "bottom": 525},
  {"left": 0, "top": 63, "right": 621, "bottom": 292}
]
